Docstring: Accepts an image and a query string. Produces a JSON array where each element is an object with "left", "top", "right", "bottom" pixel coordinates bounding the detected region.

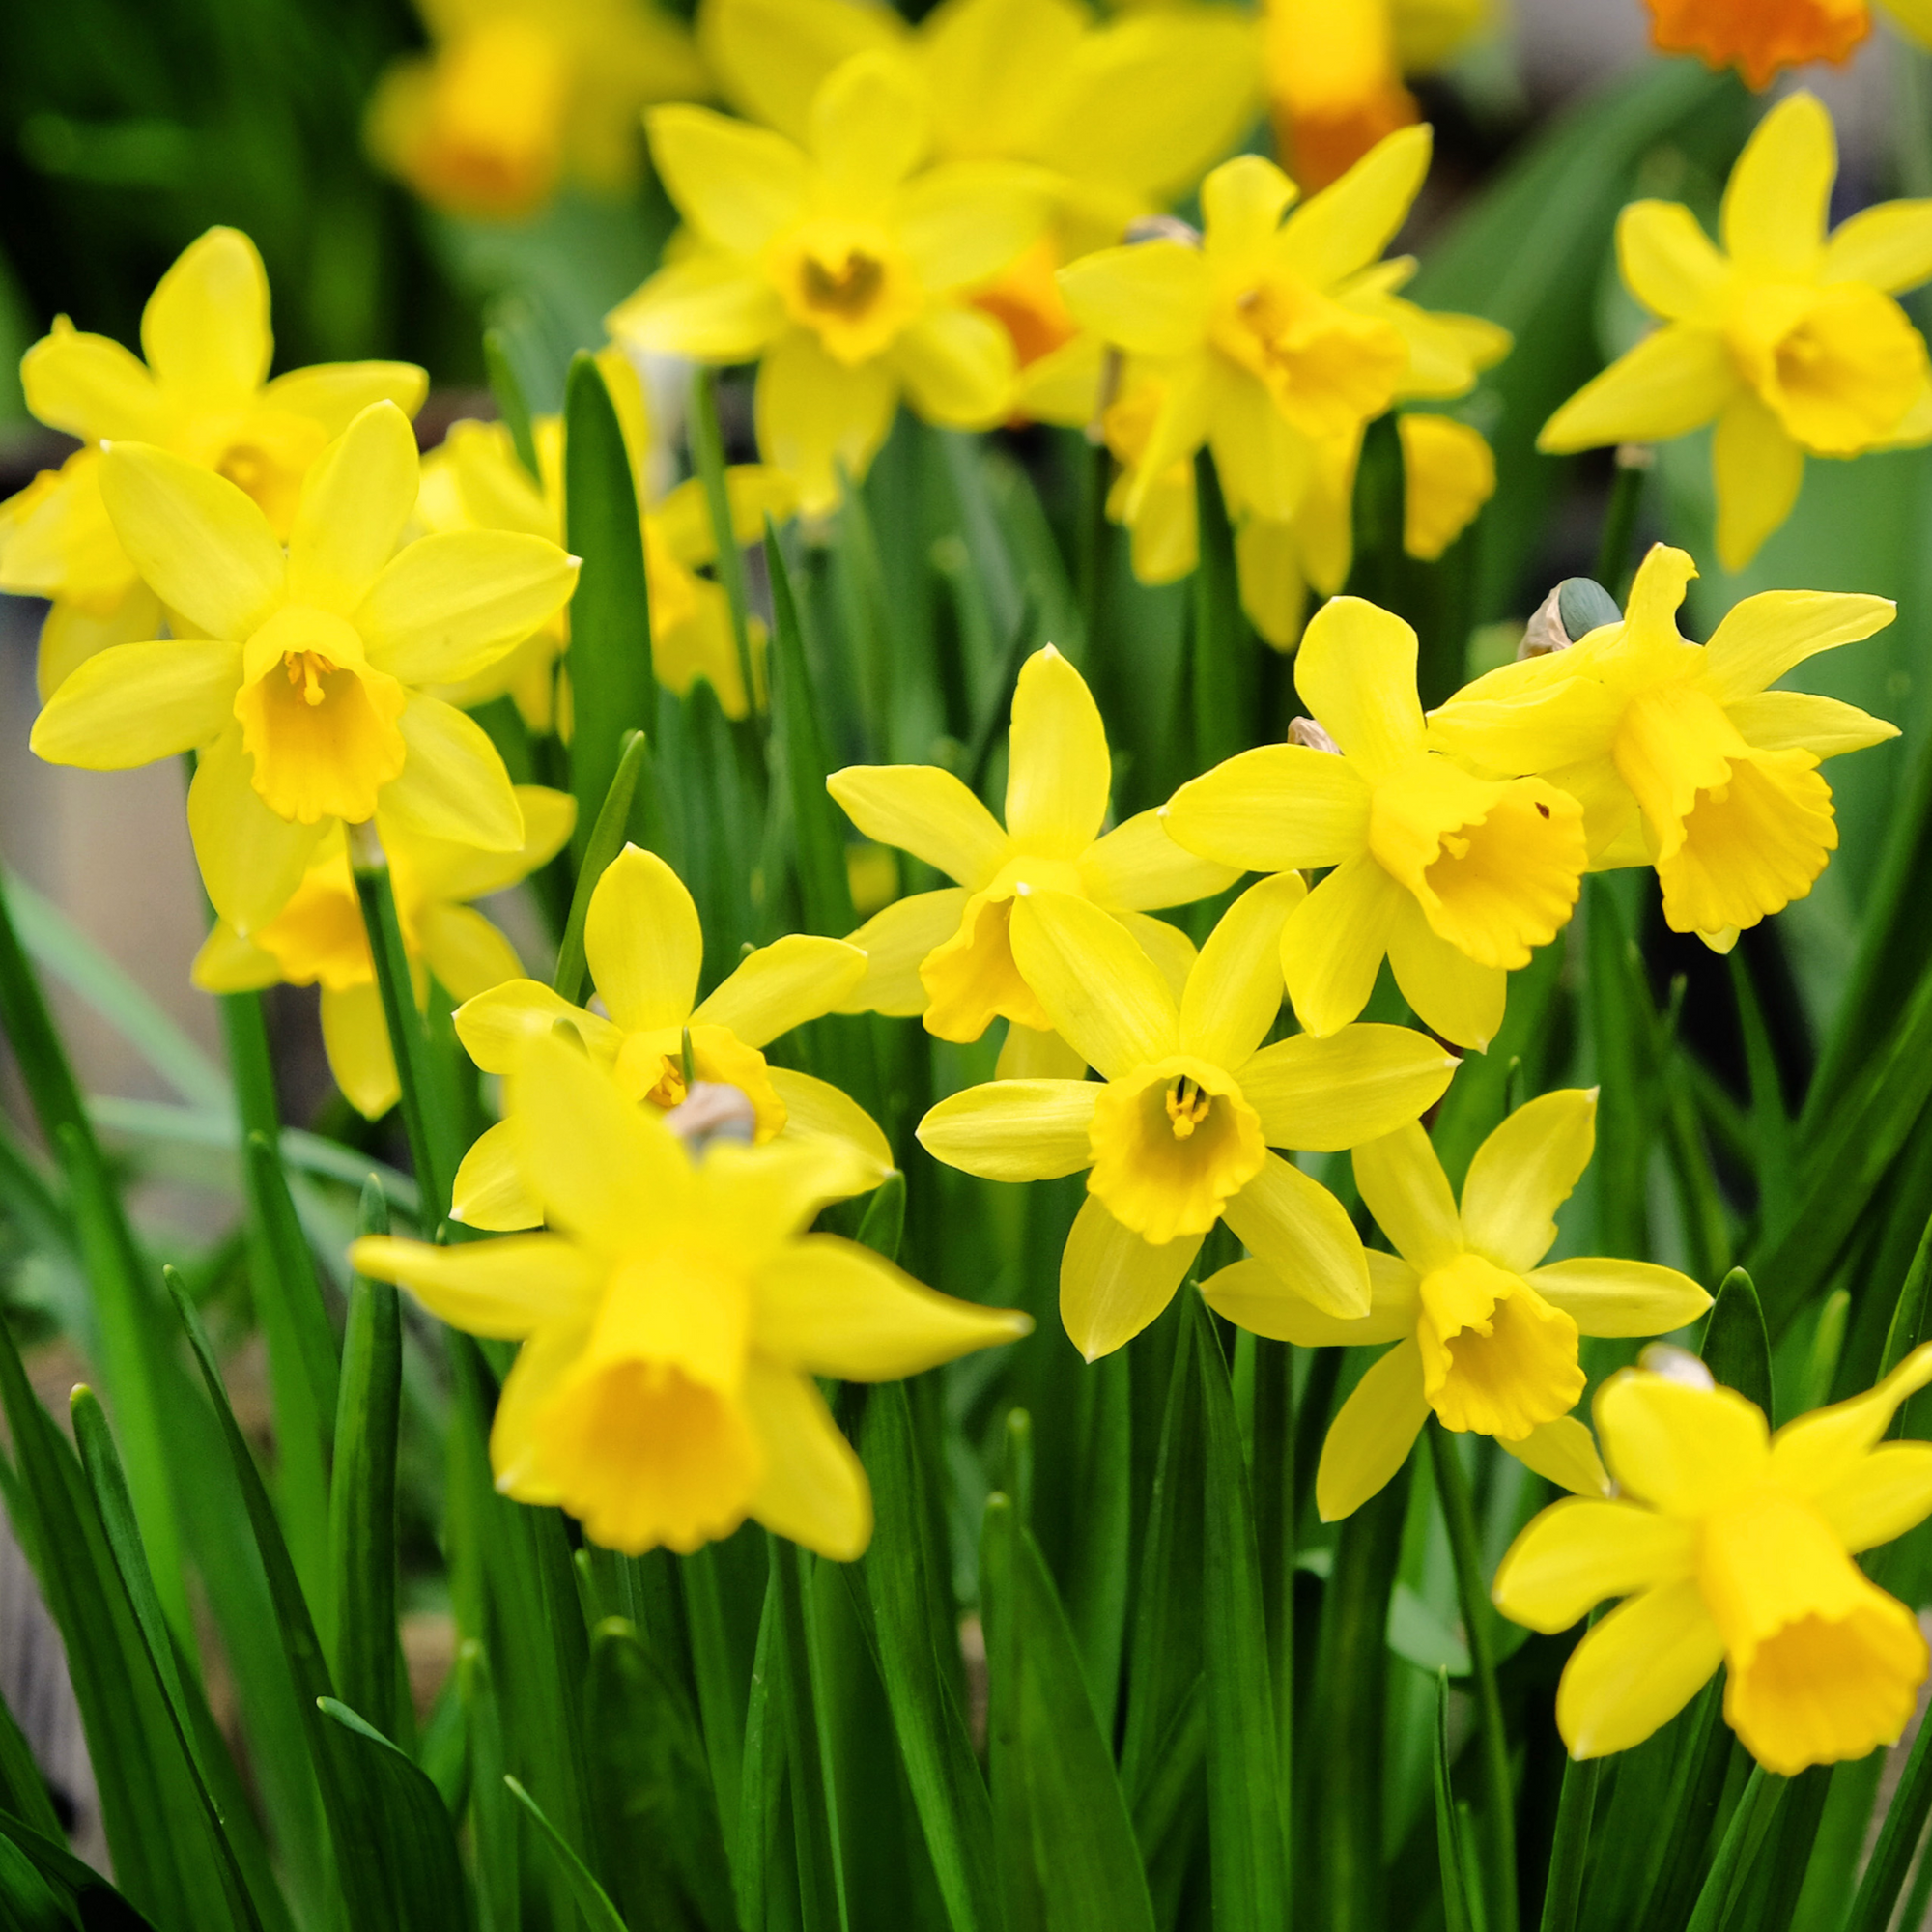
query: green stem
[
  {"left": 1593, "top": 448, "right": 1651, "bottom": 603},
  {"left": 1537, "top": 1754, "right": 1600, "bottom": 1932},
  {"left": 690, "top": 366, "right": 760, "bottom": 723},
  {"left": 1429, "top": 1424, "right": 1518, "bottom": 1932},
  {"left": 1250, "top": 1335, "right": 1295, "bottom": 1912}
]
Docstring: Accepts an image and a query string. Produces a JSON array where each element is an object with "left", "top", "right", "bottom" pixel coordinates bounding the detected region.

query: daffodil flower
[
  {"left": 1494, "top": 1343, "right": 1932, "bottom": 1774},
  {"left": 1540, "top": 93, "right": 1932, "bottom": 570},
  {"left": 828, "top": 645, "right": 1236, "bottom": 1073},
  {"left": 192, "top": 788, "right": 575, "bottom": 1120},
  {"left": 1432, "top": 543, "right": 1897, "bottom": 952},
  {"left": 608, "top": 52, "right": 1051, "bottom": 515},
  {"left": 1208, "top": 1090, "right": 1709, "bottom": 1518},
  {"left": 1057, "top": 135, "right": 1509, "bottom": 541},
  {"left": 451, "top": 844, "right": 889, "bottom": 1230},
  {"left": 1163, "top": 594, "right": 1588, "bottom": 1050},
  {"left": 1645, "top": 0, "right": 1932, "bottom": 91},
  {"left": 354, "top": 1031, "right": 1030, "bottom": 1559},
  {"left": 0, "top": 228, "right": 426, "bottom": 699},
  {"left": 365, "top": 0, "right": 707, "bottom": 220},
  {"left": 29, "top": 401, "right": 578, "bottom": 936},
  {"left": 919, "top": 877, "right": 1459, "bottom": 1360}
]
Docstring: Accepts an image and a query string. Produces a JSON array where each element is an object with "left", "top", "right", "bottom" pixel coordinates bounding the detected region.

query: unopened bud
[
  {"left": 663, "top": 1081, "right": 757, "bottom": 1150},
  {"left": 1637, "top": 1343, "right": 1716, "bottom": 1392},
  {"left": 1288, "top": 716, "right": 1340, "bottom": 754},
  {"left": 1123, "top": 213, "right": 1201, "bottom": 248},
  {"left": 1520, "top": 576, "right": 1622, "bottom": 659}
]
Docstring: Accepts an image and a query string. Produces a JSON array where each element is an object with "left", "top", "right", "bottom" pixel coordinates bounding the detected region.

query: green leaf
[
  {"left": 1685, "top": 1768, "right": 1783, "bottom": 1932},
  {"left": 1434, "top": 1672, "right": 1476, "bottom": 1932},
  {"left": 1190, "top": 449, "right": 1261, "bottom": 770},
  {"left": 564, "top": 346, "right": 656, "bottom": 868},
  {"left": 1538, "top": 1750, "right": 1602, "bottom": 1932},
  {"left": 328, "top": 1180, "right": 402, "bottom": 1738},
  {"left": 584, "top": 1616, "right": 739, "bottom": 1932},
  {"left": 554, "top": 727, "right": 653, "bottom": 1007},
  {"left": 1702, "top": 1269, "right": 1774, "bottom": 1422},
  {"left": 484, "top": 325, "right": 541, "bottom": 481},
  {"left": 981, "top": 1492, "right": 1156, "bottom": 1932},
  {"left": 768, "top": 1536, "right": 845, "bottom": 1932},
  {"left": 459, "top": 1644, "right": 516, "bottom": 1932},
  {"left": 0, "top": 1811, "right": 158, "bottom": 1930},
  {"left": 0, "top": 1690, "right": 60, "bottom": 1846},
  {"left": 0, "top": 1827, "right": 75, "bottom": 1932},
  {"left": 690, "top": 367, "right": 759, "bottom": 726},
  {"left": 507, "top": 1776, "right": 628, "bottom": 1932}
]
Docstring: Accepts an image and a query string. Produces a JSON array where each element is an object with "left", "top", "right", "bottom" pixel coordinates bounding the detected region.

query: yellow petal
[
  {"left": 896, "top": 164, "right": 1049, "bottom": 294},
  {"left": 917, "top": 1079, "right": 1098, "bottom": 1181},
  {"left": 754, "top": 1234, "right": 1030, "bottom": 1379},
  {"left": 993, "top": 1023, "right": 1087, "bottom": 1081},
  {"left": 454, "top": 980, "right": 622, "bottom": 1077},
  {"left": 1352, "top": 1119, "right": 1460, "bottom": 1273},
  {"left": 1383, "top": 895, "right": 1507, "bottom": 1052},
  {"left": 893, "top": 307, "right": 1015, "bottom": 430},
  {"left": 754, "top": 327, "right": 900, "bottom": 517},
  {"left": 1235, "top": 514, "right": 1309, "bottom": 648},
  {"left": 1460, "top": 1088, "right": 1596, "bottom": 1274},
  {"left": 1004, "top": 646, "right": 1110, "bottom": 858},
  {"left": 1204, "top": 1247, "right": 1417, "bottom": 1348},
  {"left": 189, "top": 919, "right": 280, "bottom": 994},
  {"left": 1315, "top": 1338, "right": 1431, "bottom": 1520},
  {"left": 1059, "top": 1193, "right": 1201, "bottom": 1361},
  {"left": 29, "top": 638, "right": 241, "bottom": 769},
  {"left": 696, "top": 1134, "right": 882, "bottom": 1243},
  {"left": 1222, "top": 1153, "right": 1370, "bottom": 1320},
  {"left": 828, "top": 764, "right": 1009, "bottom": 888},
  {"left": 1723, "top": 692, "right": 1899, "bottom": 759},
  {"left": 349, "top": 1232, "right": 605, "bottom": 1338},
  {"left": 1009, "top": 887, "right": 1179, "bottom": 1080},
  {"left": 1768, "top": 1341, "right": 1932, "bottom": 1497},
  {"left": 187, "top": 726, "right": 327, "bottom": 933},
  {"left": 1239, "top": 1024, "right": 1460, "bottom": 1152},
  {"left": 743, "top": 1358, "right": 872, "bottom": 1561},
  {"left": 98, "top": 442, "right": 286, "bottom": 639},
  {"left": 694, "top": 934, "right": 867, "bottom": 1047},
  {"left": 20, "top": 321, "right": 168, "bottom": 442},
  {"left": 1080, "top": 808, "right": 1242, "bottom": 911},
  {"left": 259, "top": 360, "right": 429, "bottom": 436},
  {"left": 1294, "top": 595, "right": 1426, "bottom": 777},
  {"left": 418, "top": 904, "right": 523, "bottom": 1004},
  {"left": 402, "top": 784, "right": 577, "bottom": 901},
  {"left": 1528, "top": 1258, "right": 1712, "bottom": 1339},
  {"left": 609, "top": 253, "right": 787, "bottom": 364},
  {"left": 584, "top": 844, "right": 703, "bottom": 1032},
  {"left": 766, "top": 1067, "right": 894, "bottom": 1173},
  {"left": 700, "top": 0, "right": 900, "bottom": 142},
  {"left": 381, "top": 696, "right": 525, "bottom": 852},
  {"left": 809, "top": 45, "right": 928, "bottom": 188},
  {"left": 645, "top": 104, "right": 809, "bottom": 253},
  {"left": 1711, "top": 391, "right": 1805, "bottom": 576},
  {"left": 1595, "top": 1371, "right": 1770, "bottom": 1517},
  {"left": 1200, "top": 153, "right": 1296, "bottom": 254},
  {"left": 1812, "top": 1443, "right": 1932, "bottom": 1555},
  {"left": 451, "top": 1120, "right": 541, "bottom": 1231},
  {"left": 507, "top": 1031, "right": 693, "bottom": 1254},
  {"left": 1117, "top": 912, "right": 1198, "bottom": 1009},
  {"left": 1616, "top": 201, "right": 1728, "bottom": 322},
  {"left": 1722, "top": 92, "right": 1834, "bottom": 280},
  {"left": 321, "top": 980, "right": 399, "bottom": 1118},
  {"left": 1492, "top": 1498, "right": 1697, "bottom": 1634},
  {"left": 1399, "top": 415, "right": 1494, "bottom": 562},
  {"left": 140, "top": 227, "right": 270, "bottom": 407},
  {"left": 838, "top": 887, "right": 972, "bottom": 1014},
  {"left": 1537, "top": 327, "right": 1735, "bottom": 454},
  {"left": 487, "top": 1320, "right": 589, "bottom": 1505},
  {"left": 355, "top": 530, "right": 579, "bottom": 686},
  {"left": 286, "top": 401, "right": 419, "bottom": 614},
  {"left": 1508, "top": 1417, "right": 1613, "bottom": 1498},
  {"left": 1699, "top": 589, "right": 1896, "bottom": 706},
  {"left": 1279, "top": 852, "right": 1401, "bottom": 1037},
  {"left": 1179, "top": 874, "right": 1303, "bottom": 1069},
  {"left": 1822, "top": 198, "right": 1932, "bottom": 295},
  {"left": 1555, "top": 1581, "right": 1725, "bottom": 1760},
  {"left": 1162, "top": 742, "right": 1371, "bottom": 872},
  {"left": 1057, "top": 242, "right": 1212, "bottom": 358},
  {"left": 1276, "top": 124, "right": 1432, "bottom": 289}
]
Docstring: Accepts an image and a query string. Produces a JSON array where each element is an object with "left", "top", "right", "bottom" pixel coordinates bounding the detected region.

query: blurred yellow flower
[
  {"left": 450, "top": 844, "right": 889, "bottom": 1229},
  {"left": 919, "top": 878, "right": 1458, "bottom": 1360},
  {"left": 1164, "top": 594, "right": 1586, "bottom": 1050},
  {"left": 1432, "top": 543, "right": 1897, "bottom": 952},
  {"left": 192, "top": 788, "right": 575, "bottom": 1119},
  {"left": 1644, "top": 0, "right": 1932, "bottom": 89},
  {"left": 29, "top": 401, "right": 578, "bottom": 935},
  {"left": 828, "top": 646, "right": 1236, "bottom": 1070},
  {"left": 1399, "top": 412, "right": 1496, "bottom": 561},
  {"left": 1208, "top": 1090, "right": 1709, "bottom": 1518},
  {"left": 607, "top": 51, "right": 1051, "bottom": 513},
  {"left": 1495, "top": 1344, "right": 1932, "bottom": 1774},
  {"left": 1540, "top": 93, "right": 1932, "bottom": 570},
  {"left": 0, "top": 228, "right": 425, "bottom": 701},
  {"left": 366, "top": 0, "right": 708, "bottom": 220},
  {"left": 354, "top": 1031, "right": 1029, "bottom": 1559}
]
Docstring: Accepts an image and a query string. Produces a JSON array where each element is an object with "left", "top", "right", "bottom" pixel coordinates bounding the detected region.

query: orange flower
[{"left": 1646, "top": 0, "right": 1869, "bottom": 88}]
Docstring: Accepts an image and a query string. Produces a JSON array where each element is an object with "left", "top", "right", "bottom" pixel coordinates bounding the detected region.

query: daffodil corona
[
  {"left": 919, "top": 878, "right": 1459, "bottom": 1359},
  {"left": 1164, "top": 593, "right": 1588, "bottom": 1049},
  {"left": 1433, "top": 543, "right": 1897, "bottom": 950},
  {"left": 1495, "top": 1345, "right": 1932, "bottom": 1774},
  {"left": 354, "top": 1032, "right": 1030, "bottom": 1559},
  {"left": 1208, "top": 1091, "right": 1709, "bottom": 1517},
  {"left": 1644, "top": 0, "right": 1932, "bottom": 89}
]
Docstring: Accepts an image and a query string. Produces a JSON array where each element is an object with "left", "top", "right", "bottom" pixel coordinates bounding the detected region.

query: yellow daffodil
[
  {"left": 451, "top": 844, "right": 889, "bottom": 1230},
  {"left": 1399, "top": 412, "right": 1497, "bottom": 562},
  {"left": 1432, "top": 543, "right": 1897, "bottom": 952},
  {"left": 608, "top": 52, "right": 1051, "bottom": 515},
  {"left": 29, "top": 401, "right": 578, "bottom": 936},
  {"left": 1494, "top": 1343, "right": 1932, "bottom": 1774},
  {"left": 417, "top": 352, "right": 794, "bottom": 728},
  {"left": 920, "top": 877, "right": 1459, "bottom": 1360},
  {"left": 354, "top": 1031, "right": 1029, "bottom": 1558},
  {"left": 365, "top": 0, "right": 707, "bottom": 220},
  {"left": 1645, "top": 0, "right": 1932, "bottom": 89},
  {"left": 1163, "top": 595, "right": 1588, "bottom": 1050},
  {"left": 1540, "top": 93, "right": 1932, "bottom": 571},
  {"left": 0, "top": 228, "right": 426, "bottom": 700},
  {"left": 1208, "top": 1090, "right": 1710, "bottom": 1518},
  {"left": 828, "top": 646, "right": 1236, "bottom": 1073},
  {"left": 1057, "top": 135, "right": 1510, "bottom": 557},
  {"left": 191, "top": 788, "right": 574, "bottom": 1119}
]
